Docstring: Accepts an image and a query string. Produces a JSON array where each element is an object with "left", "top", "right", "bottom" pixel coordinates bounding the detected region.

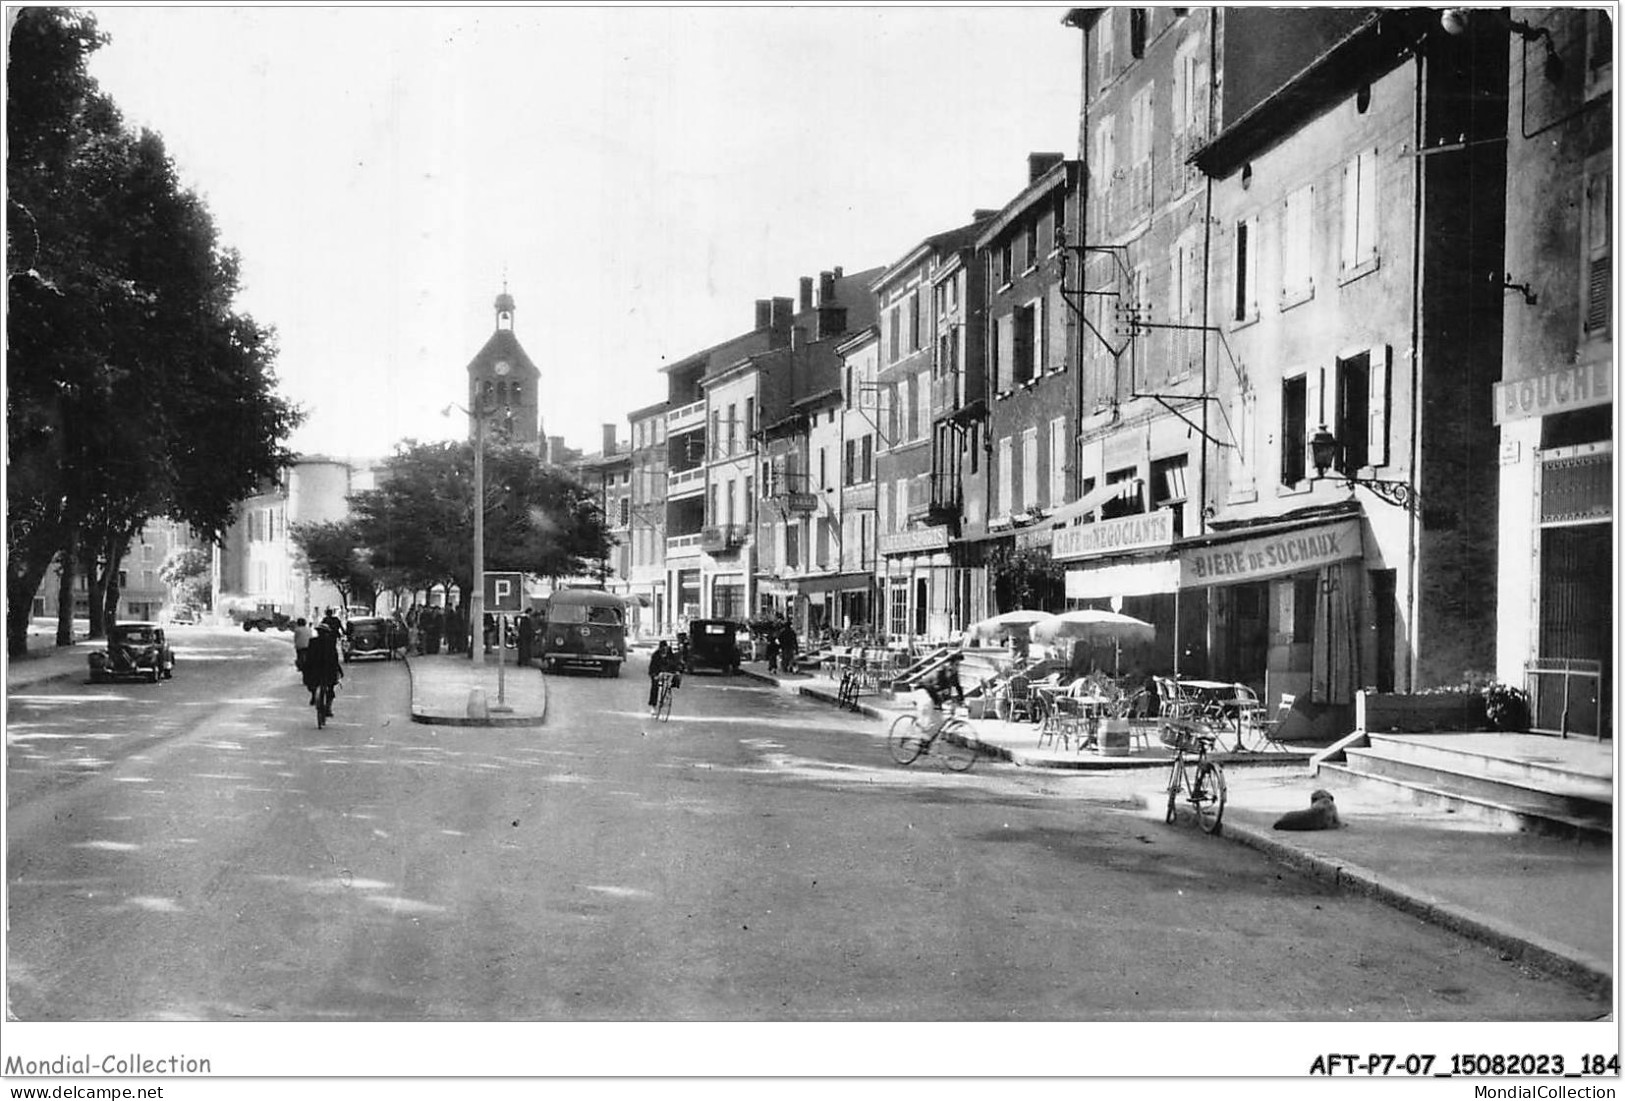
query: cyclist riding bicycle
[{"left": 915, "top": 652, "right": 966, "bottom": 737}]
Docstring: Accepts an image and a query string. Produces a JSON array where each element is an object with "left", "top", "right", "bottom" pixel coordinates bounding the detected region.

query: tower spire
[{"left": 494, "top": 281, "right": 515, "bottom": 331}]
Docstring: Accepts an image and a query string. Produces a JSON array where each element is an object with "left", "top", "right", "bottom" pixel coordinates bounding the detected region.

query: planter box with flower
[{"left": 1356, "top": 673, "right": 1529, "bottom": 735}]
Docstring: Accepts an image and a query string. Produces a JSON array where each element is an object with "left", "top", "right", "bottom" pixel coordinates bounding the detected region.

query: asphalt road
[{"left": 5, "top": 627, "right": 1608, "bottom": 1022}]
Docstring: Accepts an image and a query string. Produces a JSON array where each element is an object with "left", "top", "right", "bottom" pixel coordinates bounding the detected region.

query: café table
[
  {"left": 1063, "top": 694, "right": 1115, "bottom": 751},
  {"left": 1172, "top": 678, "right": 1247, "bottom": 749}
]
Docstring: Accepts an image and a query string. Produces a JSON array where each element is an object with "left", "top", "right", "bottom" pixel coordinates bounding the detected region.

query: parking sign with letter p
[{"left": 484, "top": 572, "right": 525, "bottom": 613}]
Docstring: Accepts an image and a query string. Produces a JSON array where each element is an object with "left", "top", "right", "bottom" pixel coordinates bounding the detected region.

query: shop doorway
[
  {"left": 1211, "top": 582, "right": 1268, "bottom": 687},
  {"left": 1534, "top": 524, "right": 1611, "bottom": 739}
]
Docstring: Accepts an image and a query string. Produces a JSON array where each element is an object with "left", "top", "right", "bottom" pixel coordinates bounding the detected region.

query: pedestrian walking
[
  {"left": 291, "top": 617, "right": 313, "bottom": 672},
  {"left": 765, "top": 629, "right": 780, "bottom": 673},
  {"left": 778, "top": 620, "right": 799, "bottom": 676},
  {"left": 303, "top": 623, "right": 344, "bottom": 728},
  {"left": 517, "top": 611, "right": 535, "bottom": 667}
]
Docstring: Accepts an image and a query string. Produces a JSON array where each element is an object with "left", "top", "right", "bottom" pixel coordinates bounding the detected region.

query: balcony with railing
[
  {"left": 906, "top": 471, "right": 962, "bottom": 527},
  {"left": 698, "top": 524, "right": 749, "bottom": 554},
  {"left": 667, "top": 466, "right": 706, "bottom": 499},
  {"left": 666, "top": 399, "right": 706, "bottom": 434}
]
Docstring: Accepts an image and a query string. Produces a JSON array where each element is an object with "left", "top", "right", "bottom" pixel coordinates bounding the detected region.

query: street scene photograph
[{"left": 3, "top": 2, "right": 1618, "bottom": 1092}]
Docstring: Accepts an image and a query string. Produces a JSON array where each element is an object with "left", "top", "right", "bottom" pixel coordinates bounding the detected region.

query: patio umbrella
[
  {"left": 1030, "top": 609, "right": 1156, "bottom": 647},
  {"left": 963, "top": 609, "right": 1058, "bottom": 641}
]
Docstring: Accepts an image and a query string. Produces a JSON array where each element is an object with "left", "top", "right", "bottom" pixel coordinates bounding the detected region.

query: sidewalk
[
  {"left": 6, "top": 633, "right": 95, "bottom": 692},
  {"left": 743, "top": 662, "right": 1615, "bottom": 995},
  {"left": 405, "top": 651, "right": 547, "bottom": 727}
]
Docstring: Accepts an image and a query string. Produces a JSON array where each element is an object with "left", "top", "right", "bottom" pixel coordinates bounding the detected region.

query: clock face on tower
[{"left": 494, "top": 360, "right": 511, "bottom": 377}]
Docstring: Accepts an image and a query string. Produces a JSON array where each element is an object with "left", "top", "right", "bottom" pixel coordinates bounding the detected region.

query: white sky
[{"left": 81, "top": 3, "right": 1086, "bottom": 462}]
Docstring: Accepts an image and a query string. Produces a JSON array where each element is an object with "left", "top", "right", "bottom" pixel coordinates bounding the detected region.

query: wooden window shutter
[
  {"left": 1340, "top": 159, "right": 1357, "bottom": 271},
  {"left": 1368, "top": 345, "right": 1391, "bottom": 467},
  {"left": 1586, "top": 257, "right": 1611, "bottom": 332},
  {"left": 1305, "top": 366, "right": 1324, "bottom": 473}
]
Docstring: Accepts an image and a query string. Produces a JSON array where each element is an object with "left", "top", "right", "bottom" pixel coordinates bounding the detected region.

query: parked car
[
  {"left": 685, "top": 619, "right": 744, "bottom": 675},
  {"left": 166, "top": 605, "right": 200, "bottom": 626},
  {"left": 88, "top": 622, "right": 175, "bottom": 684},
  {"left": 343, "top": 616, "right": 403, "bottom": 661}
]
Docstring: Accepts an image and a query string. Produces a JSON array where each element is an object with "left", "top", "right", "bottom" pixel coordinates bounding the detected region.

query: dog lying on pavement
[{"left": 1273, "top": 789, "right": 1342, "bottom": 830}]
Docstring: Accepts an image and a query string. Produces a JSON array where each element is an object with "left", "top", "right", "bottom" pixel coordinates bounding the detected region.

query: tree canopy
[
  {"left": 346, "top": 440, "right": 612, "bottom": 601},
  {"left": 6, "top": 8, "right": 302, "bottom": 654},
  {"left": 288, "top": 519, "right": 379, "bottom": 614}
]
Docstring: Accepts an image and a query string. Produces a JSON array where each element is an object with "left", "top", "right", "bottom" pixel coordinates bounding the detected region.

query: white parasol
[
  {"left": 963, "top": 609, "right": 1058, "bottom": 641},
  {"left": 1030, "top": 608, "right": 1156, "bottom": 647}
]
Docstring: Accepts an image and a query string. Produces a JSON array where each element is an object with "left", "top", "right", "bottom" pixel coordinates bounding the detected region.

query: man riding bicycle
[{"left": 915, "top": 652, "right": 966, "bottom": 737}]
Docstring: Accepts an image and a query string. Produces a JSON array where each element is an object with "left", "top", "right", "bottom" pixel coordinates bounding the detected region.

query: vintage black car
[
  {"left": 685, "top": 619, "right": 744, "bottom": 675},
  {"left": 343, "top": 616, "right": 403, "bottom": 661},
  {"left": 88, "top": 622, "right": 176, "bottom": 683}
]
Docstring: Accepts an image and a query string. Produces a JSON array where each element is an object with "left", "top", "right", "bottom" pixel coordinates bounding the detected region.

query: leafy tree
[
  {"left": 158, "top": 546, "right": 212, "bottom": 610},
  {"left": 990, "top": 545, "right": 1065, "bottom": 613},
  {"left": 289, "top": 519, "right": 379, "bottom": 614},
  {"left": 348, "top": 440, "right": 612, "bottom": 602},
  {"left": 6, "top": 8, "right": 301, "bottom": 655}
]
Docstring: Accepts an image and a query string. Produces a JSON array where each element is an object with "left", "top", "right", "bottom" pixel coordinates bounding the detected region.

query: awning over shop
[
  {"left": 1178, "top": 516, "right": 1362, "bottom": 588},
  {"left": 1064, "top": 514, "right": 1364, "bottom": 597},
  {"left": 1066, "top": 556, "right": 1181, "bottom": 599},
  {"left": 1046, "top": 478, "right": 1145, "bottom": 528},
  {"left": 788, "top": 571, "right": 873, "bottom": 597}
]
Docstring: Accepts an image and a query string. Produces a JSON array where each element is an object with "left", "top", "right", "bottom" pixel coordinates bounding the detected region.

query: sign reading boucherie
[
  {"left": 1052, "top": 510, "right": 1174, "bottom": 561},
  {"left": 1179, "top": 518, "right": 1362, "bottom": 587},
  {"left": 1492, "top": 362, "right": 1612, "bottom": 423}
]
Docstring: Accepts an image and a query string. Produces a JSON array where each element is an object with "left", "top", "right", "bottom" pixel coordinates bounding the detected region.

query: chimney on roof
[
  {"left": 833, "top": 265, "right": 843, "bottom": 279},
  {"left": 755, "top": 299, "right": 772, "bottom": 330},
  {"left": 816, "top": 305, "right": 847, "bottom": 342},
  {"left": 818, "top": 270, "right": 835, "bottom": 305},
  {"left": 973, "top": 208, "right": 1000, "bottom": 221},
  {"left": 799, "top": 276, "right": 814, "bottom": 311},
  {"left": 769, "top": 296, "right": 794, "bottom": 345},
  {"left": 791, "top": 326, "right": 806, "bottom": 351},
  {"left": 602, "top": 424, "right": 617, "bottom": 457},
  {"left": 1028, "top": 152, "right": 1065, "bottom": 183}
]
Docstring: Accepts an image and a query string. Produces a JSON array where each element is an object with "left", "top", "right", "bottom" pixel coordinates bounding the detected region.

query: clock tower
[{"left": 464, "top": 287, "right": 542, "bottom": 450}]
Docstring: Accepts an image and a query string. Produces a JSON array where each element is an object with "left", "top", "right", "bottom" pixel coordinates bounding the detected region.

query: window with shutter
[
  {"left": 1584, "top": 167, "right": 1611, "bottom": 337},
  {"left": 1049, "top": 418, "right": 1067, "bottom": 506},
  {"left": 1233, "top": 219, "right": 1257, "bottom": 322},
  {"left": 1228, "top": 390, "right": 1257, "bottom": 495},
  {"left": 1366, "top": 346, "right": 1390, "bottom": 468},
  {"left": 997, "top": 436, "right": 1013, "bottom": 517},
  {"left": 1013, "top": 303, "right": 1036, "bottom": 385},
  {"left": 1281, "top": 374, "right": 1307, "bottom": 487},
  {"left": 1340, "top": 150, "right": 1380, "bottom": 278},
  {"left": 1281, "top": 185, "right": 1315, "bottom": 302},
  {"left": 1335, "top": 351, "right": 1370, "bottom": 472},
  {"left": 1021, "top": 428, "right": 1038, "bottom": 512}
]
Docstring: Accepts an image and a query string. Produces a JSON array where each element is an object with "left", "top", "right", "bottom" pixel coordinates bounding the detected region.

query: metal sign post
[{"left": 485, "top": 572, "right": 525, "bottom": 712}]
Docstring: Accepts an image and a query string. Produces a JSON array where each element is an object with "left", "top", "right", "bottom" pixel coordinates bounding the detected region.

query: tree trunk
[
  {"left": 55, "top": 530, "right": 77, "bottom": 645},
  {"left": 101, "top": 528, "right": 135, "bottom": 629},
  {"left": 7, "top": 555, "right": 55, "bottom": 659},
  {"left": 87, "top": 560, "right": 107, "bottom": 639}
]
